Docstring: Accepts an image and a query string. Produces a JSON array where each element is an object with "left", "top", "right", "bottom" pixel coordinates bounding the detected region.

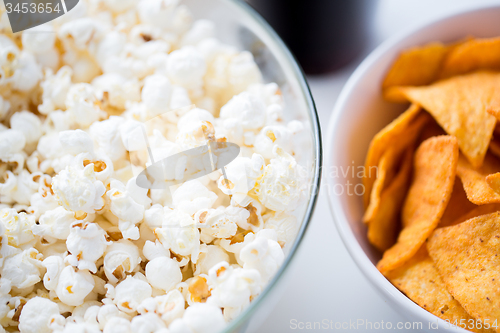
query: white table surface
[{"left": 257, "top": 0, "right": 500, "bottom": 332}]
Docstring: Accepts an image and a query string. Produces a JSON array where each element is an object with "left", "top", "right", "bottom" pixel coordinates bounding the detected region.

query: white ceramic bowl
[{"left": 327, "top": 5, "right": 500, "bottom": 332}]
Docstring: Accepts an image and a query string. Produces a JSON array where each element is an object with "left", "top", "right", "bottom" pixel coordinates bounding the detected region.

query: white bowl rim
[{"left": 326, "top": 4, "right": 500, "bottom": 332}]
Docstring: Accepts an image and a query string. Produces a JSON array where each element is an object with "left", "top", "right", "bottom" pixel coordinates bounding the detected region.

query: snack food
[
  {"left": 364, "top": 36, "right": 500, "bottom": 331},
  {"left": 0, "top": 1, "right": 310, "bottom": 332}
]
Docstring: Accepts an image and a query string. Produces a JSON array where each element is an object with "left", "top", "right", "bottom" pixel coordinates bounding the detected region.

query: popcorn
[
  {"left": 66, "top": 221, "right": 109, "bottom": 272},
  {"left": 220, "top": 92, "right": 266, "bottom": 130},
  {"left": 9, "top": 111, "right": 42, "bottom": 146},
  {"left": 145, "top": 256, "right": 182, "bottom": 292},
  {"left": 196, "top": 205, "right": 249, "bottom": 239},
  {"left": 56, "top": 265, "right": 95, "bottom": 306},
  {"left": 239, "top": 229, "right": 284, "bottom": 284},
  {"left": 107, "top": 178, "right": 150, "bottom": 240},
  {"left": 92, "top": 73, "right": 141, "bottom": 110},
  {"left": 103, "top": 316, "right": 132, "bottom": 333},
  {"left": 0, "top": 0, "right": 310, "bottom": 329},
  {"left": 181, "top": 20, "right": 215, "bottom": 47},
  {"left": 21, "top": 25, "right": 56, "bottom": 55},
  {"left": 166, "top": 46, "right": 206, "bottom": 92},
  {"left": 227, "top": 52, "right": 262, "bottom": 94},
  {"left": 59, "top": 130, "right": 95, "bottom": 156},
  {"left": 52, "top": 162, "right": 106, "bottom": 214},
  {"left": 1, "top": 248, "right": 43, "bottom": 289},
  {"left": 18, "top": 297, "right": 60, "bottom": 333},
  {"left": 65, "top": 83, "right": 104, "bottom": 128},
  {"left": 149, "top": 207, "right": 200, "bottom": 260},
  {"left": 32, "top": 206, "right": 76, "bottom": 242},
  {"left": 38, "top": 66, "right": 73, "bottom": 115},
  {"left": 263, "top": 211, "right": 298, "bottom": 247},
  {"left": 42, "top": 255, "right": 65, "bottom": 291},
  {"left": 177, "top": 303, "right": 226, "bottom": 333},
  {"left": 172, "top": 180, "right": 217, "bottom": 216},
  {"left": 0, "top": 208, "right": 35, "bottom": 247},
  {"left": 195, "top": 245, "right": 229, "bottom": 276},
  {"left": 254, "top": 125, "right": 293, "bottom": 159},
  {"left": 89, "top": 117, "right": 126, "bottom": 162},
  {"left": 103, "top": 240, "right": 141, "bottom": 284},
  {"left": 254, "top": 147, "right": 306, "bottom": 212},
  {"left": 9, "top": 52, "right": 43, "bottom": 92},
  {"left": 141, "top": 74, "right": 172, "bottom": 116},
  {"left": 130, "top": 313, "right": 167, "bottom": 333},
  {"left": 217, "top": 154, "right": 264, "bottom": 206},
  {"left": 138, "top": 289, "right": 185, "bottom": 325},
  {"left": 138, "top": 0, "right": 184, "bottom": 31},
  {"left": 107, "top": 275, "right": 152, "bottom": 313},
  {"left": 207, "top": 261, "right": 261, "bottom": 310}
]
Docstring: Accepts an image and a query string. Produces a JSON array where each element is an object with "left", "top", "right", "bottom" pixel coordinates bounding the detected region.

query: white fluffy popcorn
[
  {"left": 107, "top": 275, "right": 152, "bottom": 313},
  {"left": 18, "top": 297, "right": 60, "bottom": 333},
  {"left": 56, "top": 265, "right": 95, "bottom": 306},
  {"left": 149, "top": 207, "right": 200, "bottom": 260},
  {"left": 9, "top": 111, "right": 42, "bottom": 145},
  {"left": 208, "top": 261, "right": 261, "bottom": 310},
  {"left": 32, "top": 206, "right": 76, "bottom": 241},
  {"left": 254, "top": 147, "right": 306, "bottom": 212},
  {"left": 38, "top": 66, "right": 73, "bottom": 115},
  {"left": 0, "top": 0, "right": 310, "bottom": 331},
  {"left": 239, "top": 229, "right": 284, "bottom": 284},
  {"left": 52, "top": 162, "right": 106, "bottom": 214},
  {"left": 66, "top": 221, "right": 109, "bottom": 272},
  {"left": 2, "top": 248, "right": 43, "bottom": 289},
  {"left": 167, "top": 46, "right": 206, "bottom": 91},
  {"left": 65, "top": 83, "right": 104, "bottom": 127},
  {"left": 0, "top": 208, "right": 35, "bottom": 247},
  {"left": 103, "top": 240, "right": 141, "bottom": 284},
  {"left": 145, "top": 256, "right": 182, "bottom": 292},
  {"left": 172, "top": 180, "right": 217, "bottom": 215},
  {"left": 220, "top": 92, "right": 266, "bottom": 130}
]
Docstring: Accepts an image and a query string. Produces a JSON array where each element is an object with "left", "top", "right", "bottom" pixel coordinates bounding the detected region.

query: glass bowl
[{"left": 184, "top": 0, "right": 322, "bottom": 332}]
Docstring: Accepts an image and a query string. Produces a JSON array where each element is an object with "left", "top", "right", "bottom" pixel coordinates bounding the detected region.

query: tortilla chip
[
  {"left": 386, "top": 247, "right": 489, "bottom": 332},
  {"left": 457, "top": 153, "right": 500, "bottom": 205},
  {"left": 382, "top": 42, "right": 448, "bottom": 92},
  {"left": 446, "top": 203, "right": 500, "bottom": 228},
  {"left": 427, "top": 212, "right": 500, "bottom": 330},
  {"left": 486, "top": 173, "right": 500, "bottom": 194},
  {"left": 364, "top": 148, "right": 398, "bottom": 223},
  {"left": 439, "top": 177, "right": 477, "bottom": 228},
  {"left": 363, "top": 105, "right": 427, "bottom": 208},
  {"left": 368, "top": 148, "right": 413, "bottom": 252},
  {"left": 386, "top": 72, "right": 500, "bottom": 168},
  {"left": 489, "top": 137, "right": 500, "bottom": 159},
  {"left": 439, "top": 37, "right": 500, "bottom": 78},
  {"left": 377, "top": 136, "right": 458, "bottom": 273}
]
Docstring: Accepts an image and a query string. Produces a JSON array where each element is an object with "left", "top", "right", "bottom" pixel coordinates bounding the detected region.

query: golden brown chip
[
  {"left": 363, "top": 105, "right": 427, "bottom": 208},
  {"left": 489, "top": 137, "right": 500, "bottom": 159},
  {"left": 457, "top": 153, "right": 500, "bottom": 205},
  {"left": 439, "top": 177, "right": 477, "bottom": 228},
  {"left": 386, "top": 246, "right": 489, "bottom": 331},
  {"left": 377, "top": 136, "right": 458, "bottom": 273},
  {"left": 486, "top": 173, "right": 500, "bottom": 194},
  {"left": 427, "top": 212, "right": 500, "bottom": 330},
  {"left": 439, "top": 37, "right": 500, "bottom": 78},
  {"left": 363, "top": 148, "right": 398, "bottom": 224},
  {"left": 386, "top": 72, "right": 500, "bottom": 168},
  {"left": 367, "top": 148, "right": 413, "bottom": 252},
  {"left": 382, "top": 42, "right": 448, "bottom": 92},
  {"left": 447, "top": 203, "right": 500, "bottom": 227}
]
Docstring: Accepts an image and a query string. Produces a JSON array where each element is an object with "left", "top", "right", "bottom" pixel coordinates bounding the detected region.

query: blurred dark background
[{"left": 245, "top": 0, "right": 375, "bottom": 74}]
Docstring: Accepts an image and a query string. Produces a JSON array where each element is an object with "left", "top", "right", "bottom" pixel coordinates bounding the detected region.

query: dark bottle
[{"left": 245, "top": 0, "right": 374, "bottom": 74}]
